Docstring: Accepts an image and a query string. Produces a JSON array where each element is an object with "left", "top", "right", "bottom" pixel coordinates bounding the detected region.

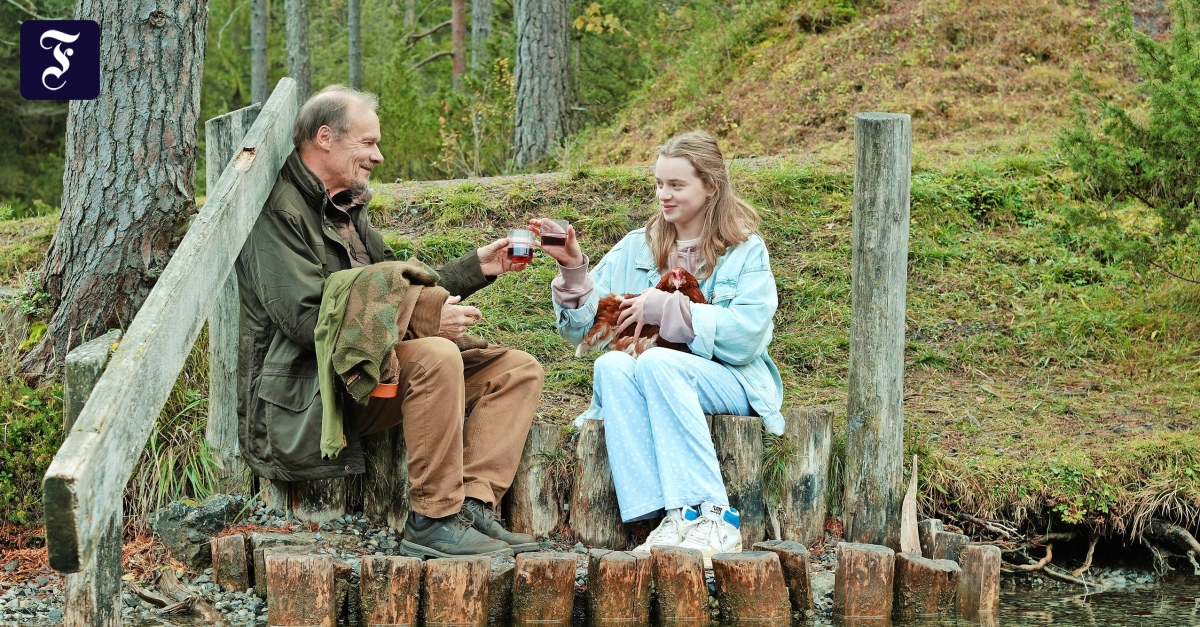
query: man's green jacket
[{"left": 235, "top": 151, "right": 491, "bottom": 481}]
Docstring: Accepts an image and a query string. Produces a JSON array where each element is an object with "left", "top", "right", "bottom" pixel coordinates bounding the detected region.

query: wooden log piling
[
  {"left": 711, "top": 414, "right": 767, "bottom": 546},
  {"left": 211, "top": 534, "right": 250, "bottom": 593},
  {"left": 929, "top": 530, "right": 970, "bottom": 563},
  {"left": 711, "top": 552, "right": 791, "bottom": 623},
  {"left": 511, "top": 553, "right": 576, "bottom": 624},
  {"left": 956, "top": 544, "right": 1000, "bottom": 620},
  {"left": 487, "top": 562, "right": 515, "bottom": 626},
  {"left": 844, "top": 112, "right": 912, "bottom": 549},
  {"left": 586, "top": 549, "right": 651, "bottom": 625},
  {"left": 752, "top": 540, "right": 813, "bottom": 613},
  {"left": 264, "top": 551, "right": 338, "bottom": 627},
  {"left": 359, "top": 556, "right": 422, "bottom": 627},
  {"left": 571, "top": 421, "right": 630, "bottom": 549},
  {"left": 776, "top": 407, "right": 832, "bottom": 544},
  {"left": 651, "top": 547, "right": 710, "bottom": 626},
  {"left": 423, "top": 556, "right": 490, "bottom": 627},
  {"left": 362, "top": 426, "right": 412, "bottom": 530},
  {"left": 892, "top": 552, "right": 959, "bottom": 618},
  {"left": 833, "top": 542, "right": 895, "bottom": 620},
  {"left": 917, "top": 519, "right": 944, "bottom": 558},
  {"left": 505, "top": 421, "right": 567, "bottom": 538}
]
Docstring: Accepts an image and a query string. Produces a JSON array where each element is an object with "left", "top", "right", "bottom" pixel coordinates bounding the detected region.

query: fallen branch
[
  {"left": 1032, "top": 531, "right": 1076, "bottom": 544},
  {"left": 1071, "top": 536, "right": 1098, "bottom": 577},
  {"left": 1009, "top": 543, "right": 1053, "bottom": 571},
  {"left": 157, "top": 569, "right": 231, "bottom": 626},
  {"left": 1043, "top": 564, "right": 1104, "bottom": 591},
  {"left": 128, "top": 583, "right": 173, "bottom": 608},
  {"left": 1144, "top": 520, "right": 1200, "bottom": 557},
  {"left": 959, "top": 513, "right": 1019, "bottom": 541}
]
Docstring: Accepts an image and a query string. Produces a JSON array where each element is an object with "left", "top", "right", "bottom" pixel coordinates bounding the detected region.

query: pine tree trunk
[
  {"left": 348, "top": 0, "right": 362, "bottom": 90},
  {"left": 513, "top": 0, "right": 569, "bottom": 169},
  {"left": 405, "top": 0, "right": 415, "bottom": 28},
  {"left": 251, "top": 0, "right": 269, "bottom": 103},
  {"left": 470, "top": 0, "right": 491, "bottom": 72},
  {"left": 286, "top": 0, "right": 311, "bottom": 101},
  {"left": 24, "top": 0, "right": 208, "bottom": 377},
  {"left": 451, "top": 0, "right": 466, "bottom": 91}
]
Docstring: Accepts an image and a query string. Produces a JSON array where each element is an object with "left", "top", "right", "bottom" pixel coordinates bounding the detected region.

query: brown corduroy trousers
[{"left": 352, "top": 337, "right": 543, "bottom": 518}]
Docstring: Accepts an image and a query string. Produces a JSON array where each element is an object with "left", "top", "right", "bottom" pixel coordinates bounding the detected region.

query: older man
[{"left": 236, "top": 85, "right": 542, "bottom": 558}]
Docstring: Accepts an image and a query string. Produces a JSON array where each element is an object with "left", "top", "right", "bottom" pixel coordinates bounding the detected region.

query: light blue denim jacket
[{"left": 555, "top": 228, "right": 785, "bottom": 435}]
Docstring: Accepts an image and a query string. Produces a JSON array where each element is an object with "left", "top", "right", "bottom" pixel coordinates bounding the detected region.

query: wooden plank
[
  {"left": 511, "top": 552, "right": 575, "bottom": 624},
  {"left": 204, "top": 103, "right": 261, "bottom": 482},
  {"left": 423, "top": 556, "right": 490, "bottom": 627},
  {"left": 711, "top": 552, "right": 790, "bottom": 622},
  {"left": 359, "top": 556, "right": 422, "bottom": 627},
  {"left": 752, "top": 540, "right": 812, "bottom": 613},
  {"left": 570, "top": 421, "right": 630, "bottom": 549},
  {"left": 505, "top": 421, "right": 566, "bottom": 537},
  {"left": 650, "top": 547, "right": 709, "bottom": 626},
  {"left": 892, "top": 552, "right": 959, "bottom": 618},
  {"left": 777, "top": 407, "right": 832, "bottom": 545},
  {"left": 62, "top": 332, "right": 123, "bottom": 627},
  {"left": 265, "top": 551, "right": 337, "bottom": 627},
  {"left": 833, "top": 542, "right": 895, "bottom": 620},
  {"left": 211, "top": 534, "right": 250, "bottom": 592},
  {"left": 43, "top": 78, "right": 298, "bottom": 574},
  {"left": 62, "top": 330, "right": 121, "bottom": 433},
  {"left": 844, "top": 112, "right": 911, "bottom": 549},
  {"left": 711, "top": 414, "right": 766, "bottom": 546}
]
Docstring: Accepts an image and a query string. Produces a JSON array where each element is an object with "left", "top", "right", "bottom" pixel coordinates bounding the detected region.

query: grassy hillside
[
  {"left": 572, "top": 0, "right": 1144, "bottom": 165},
  {"left": 363, "top": 151, "right": 1199, "bottom": 534}
]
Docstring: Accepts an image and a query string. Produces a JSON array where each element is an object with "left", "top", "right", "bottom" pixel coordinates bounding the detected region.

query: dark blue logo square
[{"left": 21, "top": 20, "right": 100, "bottom": 101}]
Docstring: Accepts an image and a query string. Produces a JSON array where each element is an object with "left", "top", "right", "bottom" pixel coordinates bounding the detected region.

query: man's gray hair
[{"left": 293, "top": 85, "right": 380, "bottom": 149}]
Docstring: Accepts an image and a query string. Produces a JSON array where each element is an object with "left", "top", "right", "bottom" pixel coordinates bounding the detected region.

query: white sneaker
[
  {"left": 677, "top": 502, "right": 742, "bottom": 568},
  {"left": 632, "top": 506, "right": 701, "bottom": 552}
]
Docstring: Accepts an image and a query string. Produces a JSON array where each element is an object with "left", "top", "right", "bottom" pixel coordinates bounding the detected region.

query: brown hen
[{"left": 575, "top": 267, "right": 706, "bottom": 358}]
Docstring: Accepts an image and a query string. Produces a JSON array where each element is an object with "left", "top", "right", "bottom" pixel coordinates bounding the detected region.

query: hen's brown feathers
[{"left": 575, "top": 267, "right": 706, "bottom": 358}]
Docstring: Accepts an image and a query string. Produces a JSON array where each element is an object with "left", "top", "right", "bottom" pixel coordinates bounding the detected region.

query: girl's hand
[
  {"left": 616, "top": 290, "right": 651, "bottom": 341},
  {"left": 528, "top": 218, "right": 584, "bottom": 268}
]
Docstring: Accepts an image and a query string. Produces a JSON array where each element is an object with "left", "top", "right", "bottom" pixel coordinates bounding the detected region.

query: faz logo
[{"left": 20, "top": 20, "right": 100, "bottom": 100}]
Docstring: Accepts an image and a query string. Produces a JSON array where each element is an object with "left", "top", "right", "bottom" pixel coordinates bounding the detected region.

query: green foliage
[
  {"left": 1060, "top": 0, "right": 1200, "bottom": 237},
  {"left": 431, "top": 59, "right": 517, "bottom": 178},
  {"left": 0, "top": 382, "right": 62, "bottom": 525}
]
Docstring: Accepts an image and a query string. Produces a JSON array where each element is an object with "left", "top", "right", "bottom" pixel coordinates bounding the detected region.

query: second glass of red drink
[{"left": 508, "top": 228, "right": 535, "bottom": 263}]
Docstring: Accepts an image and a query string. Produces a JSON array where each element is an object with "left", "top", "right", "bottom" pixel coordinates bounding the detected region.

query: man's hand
[
  {"left": 438, "top": 295, "right": 482, "bottom": 341},
  {"left": 477, "top": 238, "right": 527, "bottom": 277}
]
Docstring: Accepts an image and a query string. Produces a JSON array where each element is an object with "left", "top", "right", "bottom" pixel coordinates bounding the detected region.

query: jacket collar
[{"left": 281, "top": 150, "right": 373, "bottom": 217}]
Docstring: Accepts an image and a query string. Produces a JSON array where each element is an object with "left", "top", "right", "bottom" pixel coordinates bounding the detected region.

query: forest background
[{"left": 0, "top": 0, "right": 1197, "bottom": 561}]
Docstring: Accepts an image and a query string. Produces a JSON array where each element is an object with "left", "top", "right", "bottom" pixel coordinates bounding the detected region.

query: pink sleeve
[
  {"left": 654, "top": 291, "right": 696, "bottom": 344},
  {"left": 551, "top": 254, "right": 593, "bottom": 309}
]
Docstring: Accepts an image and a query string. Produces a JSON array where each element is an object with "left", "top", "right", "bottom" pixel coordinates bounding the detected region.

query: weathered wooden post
[
  {"left": 505, "top": 421, "right": 567, "bottom": 537},
  {"left": 833, "top": 542, "right": 895, "bottom": 620},
  {"left": 844, "top": 112, "right": 911, "bottom": 549},
  {"left": 571, "top": 421, "right": 630, "bottom": 549},
  {"left": 651, "top": 547, "right": 710, "bottom": 626},
  {"left": 753, "top": 540, "right": 813, "bottom": 614},
  {"left": 62, "top": 331, "right": 122, "bottom": 627},
  {"left": 204, "top": 103, "right": 261, "bottom": 485},
  {"left": 956, "top": 544, "right": 1001, "bottom": 621},
  {"left": 362, "top": 427, "right": 410, "bottom": 529},
  {"left": 917, "top": 519, "right": 944, "bottom": 558},
  {"left": 711, "top": 552, "right": 791, "bottom": 623},
  {"left": 265, "top": 552, "right": 338, "bottom": 626},
  {"left": 211, "top": 534, "right": 250, "bottom": 592},
  {"left": 359, "top": 555, "right": 422, "bottom": 627},
  {"left": 511, "top": 553, "right": 576, "bottom": 624},
  {"left": 586, "top": 549, "right": 651, "bottom": 625},
  {"left": 892, "top": 553, "right": 959, "bottom": 619},
  {"left": 423, "top": 556, "right": 490, "bottom": 627},
  {"left": 929, "top": 530, "right": 970, "bottom": 563},
  {"left": 777, "top": 407, "right": 832, "bottom": 544},
  {"left": 712, "top": 414, "right": 766, "bottom": 546}
]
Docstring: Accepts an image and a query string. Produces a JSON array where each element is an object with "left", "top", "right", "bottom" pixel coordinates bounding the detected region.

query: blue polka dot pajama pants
[{"left": 591, "top": 347, "right": 752, "bottom": 523}]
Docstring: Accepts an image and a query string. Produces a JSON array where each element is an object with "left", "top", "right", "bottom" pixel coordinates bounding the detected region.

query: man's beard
[{"left": 350, "top": 167, "right": 370, "bottom": 199}]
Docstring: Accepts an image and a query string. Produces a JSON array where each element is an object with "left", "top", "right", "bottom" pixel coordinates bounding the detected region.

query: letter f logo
[{"left": 21, "top": 20, "right": 100, "bottom": 100}]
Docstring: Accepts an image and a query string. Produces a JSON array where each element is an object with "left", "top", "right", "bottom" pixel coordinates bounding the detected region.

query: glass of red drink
[
  {"left": 540, "top": 219, "right": 570, "bottom": 247},
  {"left": 507, "top": 228, "right": 535, "bottom": 263}
]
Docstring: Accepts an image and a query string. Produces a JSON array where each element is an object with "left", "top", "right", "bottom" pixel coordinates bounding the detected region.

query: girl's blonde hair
[{"left": 645, "top": 131, "right": 760, "bottom": 279}]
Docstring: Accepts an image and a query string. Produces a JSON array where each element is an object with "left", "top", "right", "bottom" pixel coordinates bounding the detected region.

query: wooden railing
[{"left": 43, "top": 78, "right": 298, "bottom": 627}]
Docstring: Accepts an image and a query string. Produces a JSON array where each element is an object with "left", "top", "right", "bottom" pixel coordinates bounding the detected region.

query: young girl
[{"left": 531, "top": 131, "right": 784, "bottom": 561}]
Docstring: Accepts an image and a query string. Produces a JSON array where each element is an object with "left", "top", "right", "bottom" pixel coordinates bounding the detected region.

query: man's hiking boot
[
  {"left": 400, "top": 511, "right": 513, "bottom": 559},
  {"left": 462, "top": 498, "right": 541, "bottom": 553}
]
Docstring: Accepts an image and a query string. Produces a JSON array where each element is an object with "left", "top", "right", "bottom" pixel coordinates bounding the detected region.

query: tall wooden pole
[
  {"left": 451, "top": 0, "right": 466, "bottom": 90},
  {"left": 251, "top": 0, "right": 268, "bottom": 103},
  {"left": 843, "top": 112, "right": 911, "bottom": 550},
  {"left": 286, "top": 0, "right": 311, "bottom": 101}
]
